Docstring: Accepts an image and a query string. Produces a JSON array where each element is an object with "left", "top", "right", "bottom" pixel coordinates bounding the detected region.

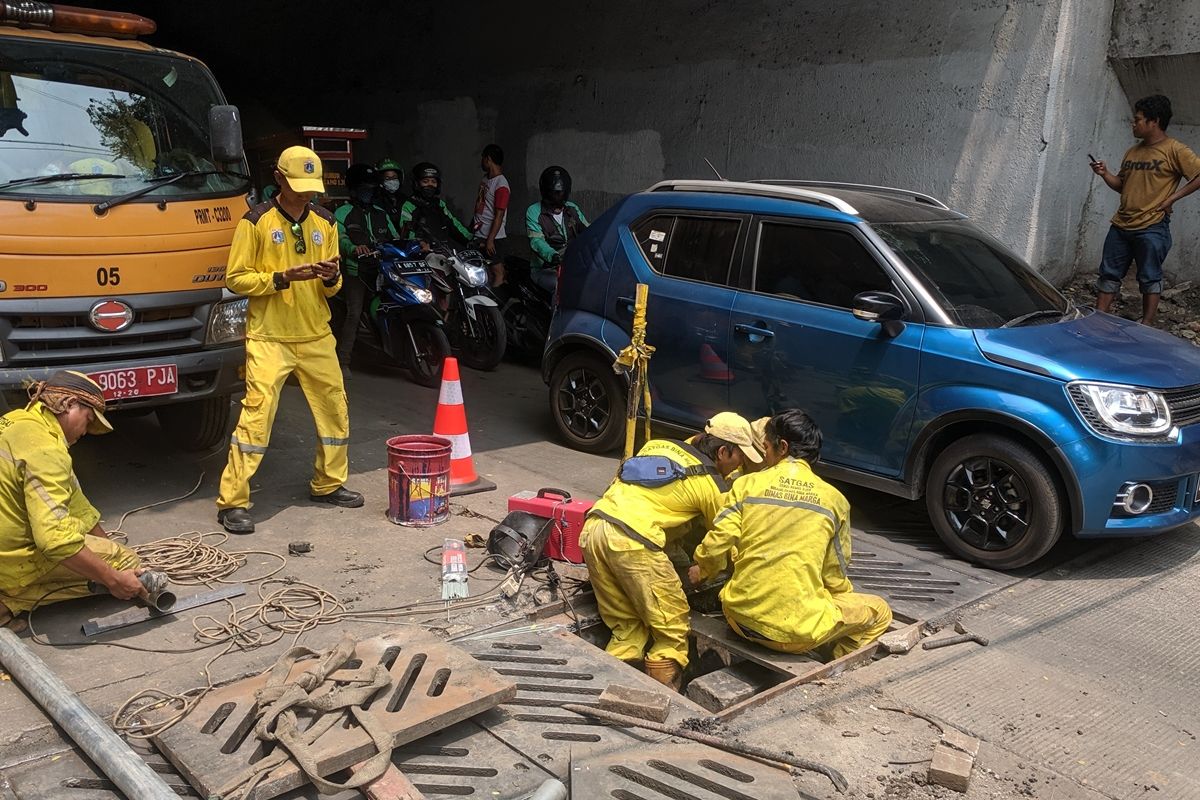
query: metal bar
[
  {"left": 81, "top": 584, "right": 246, "bottom": 637},
  {"left": 0, "top": 627, "right": 179, "bottom": 800}
]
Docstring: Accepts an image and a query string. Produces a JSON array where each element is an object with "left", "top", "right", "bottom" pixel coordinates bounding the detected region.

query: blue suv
[{"left": 544, "top": 180, "right": 1200, "bottom": 568}]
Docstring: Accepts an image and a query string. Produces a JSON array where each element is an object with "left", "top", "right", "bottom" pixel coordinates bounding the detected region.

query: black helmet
[
  {"left": 346, "top": 163, "right": 377, "bottom": 191},
  {"left": 539, "top": 166, "right": 571, "bottom": 206},
  {"left": 411, "top": 161, "right": 441, "bottom": 201}
]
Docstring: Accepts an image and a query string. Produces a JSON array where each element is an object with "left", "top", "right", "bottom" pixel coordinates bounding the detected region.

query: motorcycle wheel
[
  {"left": 504, "top": 303, "right": 549, "bottom": 363},
  {"left": 404, "top": 320, "right": 451, "bottom": 388},
  {"left": 455, "top": 304, "right": 507, "bottom": 371}
]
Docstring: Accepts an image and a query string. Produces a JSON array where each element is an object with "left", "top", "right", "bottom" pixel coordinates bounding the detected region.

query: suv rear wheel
[
  {"left": 549, "top": 350, "right": 625, "bottom": 453},
  {"left": 925, "top": 434, "right": 1063, "bottom": 569}
]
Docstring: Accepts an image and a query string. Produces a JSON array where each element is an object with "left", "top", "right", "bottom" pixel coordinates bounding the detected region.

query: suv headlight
[
  {"left": 207, "top": 297, "right": 248, "bottom": 344},
  {"left": 1068, "top": 381, "right": 1173, "bottom": 438}
]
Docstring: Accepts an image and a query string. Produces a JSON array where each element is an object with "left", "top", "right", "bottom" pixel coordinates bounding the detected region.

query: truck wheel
[
  {"left": 156, "top": 395, "right": 233, "bottom": 452},
  {"left": 925, "top": 434, "right": 1063, "bottom": 569},
  {"left": 549, "top": 350, "right": 625, "bottom": 453}
]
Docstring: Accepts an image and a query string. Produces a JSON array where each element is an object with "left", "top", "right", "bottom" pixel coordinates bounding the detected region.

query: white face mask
[{"left": 382, "top": 179, "right": 400, "bottom": 194}]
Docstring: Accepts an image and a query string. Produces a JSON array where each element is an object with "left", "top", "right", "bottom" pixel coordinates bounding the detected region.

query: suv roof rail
[
  {"left": 647, "top": 179, "right": 859, "bottom": 215},
  {"left": 750, "top": 179, "right": 951, "bottom": 210}
]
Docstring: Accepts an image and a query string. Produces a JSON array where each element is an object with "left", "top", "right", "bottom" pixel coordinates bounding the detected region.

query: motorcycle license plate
[{"left": 87, "top": 364, "right": 178, "bottom": 401}]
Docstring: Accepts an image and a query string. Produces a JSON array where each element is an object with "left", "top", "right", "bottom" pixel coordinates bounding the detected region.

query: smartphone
[{"left": 1088, "top": 153, "right": 1098, "bottom": 164}]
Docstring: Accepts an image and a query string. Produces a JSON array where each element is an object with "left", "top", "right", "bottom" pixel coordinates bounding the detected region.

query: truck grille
[{"left": 0, "top": 295, "right": 212, "bottom": 365}]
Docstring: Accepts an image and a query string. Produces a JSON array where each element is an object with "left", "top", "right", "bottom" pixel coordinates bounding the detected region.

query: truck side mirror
[
  {"left": 852, "top": 290, "right": 907, "bottom": 338},
  {"left": 208, "top": 105, "right": 243, "bottom": 163}
]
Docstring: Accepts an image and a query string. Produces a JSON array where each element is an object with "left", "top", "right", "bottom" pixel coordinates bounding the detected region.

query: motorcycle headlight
[
  {"left": 412, "top": 287, "right": 434, "bottom": 304},
  {"left": 465, "top": 265, "right": 489, "bottom": 287},
  {"left": 1068, "top": 381, "right": 1173, "bottom": 438},
  {"left": 206, "top": 297, "right": 247, "bottom": 345}
]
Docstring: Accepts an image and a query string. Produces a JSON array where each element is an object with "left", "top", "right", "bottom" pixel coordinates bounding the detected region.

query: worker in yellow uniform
[
  {"left": 690, "top": 409, "right": 892, "bottom": 660},
  {"left": 581, "top": 413, "right": 762, "bottom": 690},
  {"left": 0, "top": 372, "right": 146, "bottom": 630},
  {"left": 216, "top": 146, "right": 363, "bottom": 534}
]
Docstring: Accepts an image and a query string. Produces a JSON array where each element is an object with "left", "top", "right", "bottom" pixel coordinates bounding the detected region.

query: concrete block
[
  {"left": 685, "top": 662, "right": 776, "bottom": 712},
  {"left": 928, "top": 742, "right": 974, "bottom": 793},
  {"left": 878, "top": 626, "right": 921, "bottom": 654},
  {"left": 598, "top": 683, "right": 671, "bottom": 723},
  {"left": 941, "top": 726, "right": 981, "bottom": 758}
]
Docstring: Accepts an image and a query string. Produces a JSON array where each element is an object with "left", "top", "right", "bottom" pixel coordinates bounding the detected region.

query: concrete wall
[{"left": 314, "top": 0, "right": 1167, "bottom": 286}]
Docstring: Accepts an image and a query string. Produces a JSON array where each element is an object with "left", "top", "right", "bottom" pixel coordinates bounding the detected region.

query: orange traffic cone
[
  {"left": 433, "top": 357, "right": 496, "bottom": 496},
  {"left": 697, "top": 343, "right": 734, "bottom": 383}
]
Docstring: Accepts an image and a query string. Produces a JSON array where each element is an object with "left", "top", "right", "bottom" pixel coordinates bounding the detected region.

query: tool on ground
[
  {"left": 561, "top": 702, "right": 849, "bottom": 792},
  {"left": 487, "top": 510, "right": 554, "bottom": 571},
  {"left": 432, "top": 356, "right": 497, "bottom": 496},
  {"left": 87, "top": 569, "right": 176, "bottom": 612},
  {"left": 614, "top": 282, "right": 654, "bottom": 459},
  {"left": 0, "top": 627, "right": 179, "bottom": 800},
  {"left": 442, "top": 538, "right": 469, "bottom": 599},
  {"left": 507, "top": 487, "right": 594, "bottom": 564},
  {"left": 921, "top": 621, "right": 989, "bottom": 650},
  {"left": 287, "top": 541, "right": 314, "bottom": 555},
  {"left": 82, "top": 583, "right": 246, "bottom": 637}
]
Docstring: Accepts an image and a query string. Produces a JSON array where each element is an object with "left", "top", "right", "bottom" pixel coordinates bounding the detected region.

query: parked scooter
[
  {"left": 421, "top": 231, "right": 507, "bottom": 371},
  {"left": 331, "top": 240, "right": 451, "bottom": 388},
  {"left": 495, "top": 255, "right": 554, "bottom": 361}
]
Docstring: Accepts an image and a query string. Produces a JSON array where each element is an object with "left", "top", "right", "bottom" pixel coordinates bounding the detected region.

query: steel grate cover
[{"left": 570, "top": 742, "right": 798, "bottom": 799}]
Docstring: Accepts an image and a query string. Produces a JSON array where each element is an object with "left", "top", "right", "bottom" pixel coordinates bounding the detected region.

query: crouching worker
[
  {"left": 581, "top": 414, "right": 762, "bottom": 690},
  {"left": 689, "top": 409, "right": 892, "bottom": 660},
  {"left": 0, "top": 371, "right": 145, "bottom": 629}
]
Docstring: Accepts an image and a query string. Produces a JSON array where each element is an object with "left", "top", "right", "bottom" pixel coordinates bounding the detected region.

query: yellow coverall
[
  {"left": 217, "top": 200, "right": 349, "bottom": 509},
  {"left": 581, "top": 439, "right": 727, "bottom": 668},
  {"left": 695, "top": 457, "right": 892, "bottom": 660},
  {"left": 0, "top": 403, "right": 139, "bottom": 613}
]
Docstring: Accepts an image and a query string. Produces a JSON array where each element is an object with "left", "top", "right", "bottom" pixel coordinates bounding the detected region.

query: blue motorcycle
[{"left": 332, "top": 240, "right": 452, "bottom": 388}]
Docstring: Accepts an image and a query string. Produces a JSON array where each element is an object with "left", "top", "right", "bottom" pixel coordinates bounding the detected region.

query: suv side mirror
[
  {"left": 208, "top": 105, "right": 243, "bottom": 163},
  {"left": 852, "top": 290, "right": 907, "bottom": 338}
]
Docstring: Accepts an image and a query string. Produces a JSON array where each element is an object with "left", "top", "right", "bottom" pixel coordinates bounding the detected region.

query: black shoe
[
  {"left": 310, "top": 486, "right": 364, "bottom": 508},
  {"left": 218, "top": 507, "right": 255, "bottom": 534}
]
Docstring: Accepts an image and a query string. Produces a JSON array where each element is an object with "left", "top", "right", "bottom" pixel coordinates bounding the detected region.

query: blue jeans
[{"left": 1097, "top": 219, "right": 1170, "bottom": 295}]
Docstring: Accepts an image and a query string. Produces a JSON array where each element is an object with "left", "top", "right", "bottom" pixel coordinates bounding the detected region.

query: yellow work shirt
[
  {"left": 694, "top": 457, "right": 853, "bottom": 644},
  {"left": 0, "top": 403, "right": 100, "bottom": 592},
  {"left": 1113, "top": 137, "right": 1200, "bottom": 230},
  {"left": 226, "top": 199, "right": 342, "bottom": 343},
  {"left": 586, "top": 439, "right": 728, "bottom": 552}
]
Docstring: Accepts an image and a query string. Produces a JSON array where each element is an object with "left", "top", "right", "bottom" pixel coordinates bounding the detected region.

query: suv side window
[
  {"left": 633, "top": 214, "right": 741, "bottom": 286},
  {"left": 754, "top": 222, "right": 894, "bottom": 308}
]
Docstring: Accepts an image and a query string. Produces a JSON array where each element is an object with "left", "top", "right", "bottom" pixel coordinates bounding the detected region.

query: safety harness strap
[{"left": 587, "top": 508, "right": 664, "bottom": 552}]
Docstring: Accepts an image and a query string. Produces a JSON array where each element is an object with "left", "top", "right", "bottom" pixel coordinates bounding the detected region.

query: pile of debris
[{"left": 1060, "top": 274, "right": 1200, "bottom": 344}]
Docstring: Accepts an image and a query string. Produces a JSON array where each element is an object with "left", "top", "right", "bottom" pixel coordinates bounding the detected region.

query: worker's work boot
[
  {"left": 310, "top": 486, "right": 365, "bottom": 508},
  {"left": 643, "top": 657, "right": 683, "bottom": 692},
  {"left": 217, "top": 507, "right": 255, "bottom": 535},
  {"left": 0, "top": 606, "right": 27, "bottom": 633}
]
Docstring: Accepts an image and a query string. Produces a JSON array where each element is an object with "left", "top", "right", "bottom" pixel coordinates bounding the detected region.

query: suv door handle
[
  {"left": 617, "top": 296, "right": 635, "bottom": 313},
  {"left": 735, "top": 323, "right": 775, "bottom": 339}
]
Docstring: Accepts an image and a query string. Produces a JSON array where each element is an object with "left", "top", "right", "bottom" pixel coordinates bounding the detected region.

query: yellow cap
[
  {"left": 749, "top": 416, "right": 771, "bottom": 452},
  {"left": 275, "top": 146, "right": 325, "bottom": 194},
  {"left": 705, "top": 412, "right": 763, "bottom": 464}
]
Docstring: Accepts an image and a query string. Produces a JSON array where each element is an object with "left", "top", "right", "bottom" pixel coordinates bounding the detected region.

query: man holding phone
[
  {"left": 1090, "top": 95, "right": 1200, "bottom": 325},
  {"left": 216, "top": 146, "right": 364, "bottom": 535}
]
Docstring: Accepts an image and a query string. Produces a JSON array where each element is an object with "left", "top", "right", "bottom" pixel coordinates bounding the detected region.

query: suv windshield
[
  {"left": 874, "top": 220, "right": 1069, "bottom": 329},
  {"left": 0, "top": 39, "right": 247, "bottom": 200}
]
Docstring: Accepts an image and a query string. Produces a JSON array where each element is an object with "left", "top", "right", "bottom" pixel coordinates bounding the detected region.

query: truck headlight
[
  {"left": 464, "top": 265, "right": 489, "bottom": 287},
  {"left": 207, "top": 297, "right": 248, "bottom": 344},
  {"left": 1068, "top": 381, "right": 1173, "bottom": 438}
]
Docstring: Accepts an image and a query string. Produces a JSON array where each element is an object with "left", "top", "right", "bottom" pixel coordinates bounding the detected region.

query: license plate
[{"left": 87, "top": 364, "right": 178, "bottom": 401}]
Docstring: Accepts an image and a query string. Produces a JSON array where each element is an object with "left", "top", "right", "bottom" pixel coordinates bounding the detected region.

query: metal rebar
[
  {"left": 0, "top": 627, "right": 179, "bottom": 800},
  {"left": 561, "top": 702, "right": 849, "bottom": 792}
]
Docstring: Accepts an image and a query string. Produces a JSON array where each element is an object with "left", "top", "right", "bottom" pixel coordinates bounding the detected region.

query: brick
[
  {"left": 941, "top": 726, "right": 981, "bottom": 758},
  {"left": 599, "top": 683, "right": 671, "bottom": 723},
  {"left": 685, "top": 662, "right": 776, "bottom": 712},
  {"left": 928, "top": 742, "right": 974, "bottom": 793},
  {"left": 878, "top": 625, "right": 921, "bottom": 654}
]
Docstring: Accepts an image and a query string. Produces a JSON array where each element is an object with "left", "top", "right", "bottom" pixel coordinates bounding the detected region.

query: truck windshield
[
  {"left": 0, "top": 38, "right": 247, "bottom": 200},
  {"left": 874, "top": 220, "right": 1070, "bottom": 329}
]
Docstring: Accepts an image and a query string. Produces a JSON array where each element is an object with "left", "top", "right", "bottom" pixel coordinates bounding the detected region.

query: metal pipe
[
  {"left": 0, "top": 628, "right": 179, "bottom": 800},
  {"left": 524, "top": 778, "right": 568, "bottom": 800}
]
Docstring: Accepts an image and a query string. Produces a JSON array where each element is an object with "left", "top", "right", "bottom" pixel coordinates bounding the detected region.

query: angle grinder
[{"left": 88, "top": 570, "right": 176, "bottom": 612}]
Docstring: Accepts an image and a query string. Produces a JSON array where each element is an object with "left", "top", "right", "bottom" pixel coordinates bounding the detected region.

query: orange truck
[{"left": 0, "top": 4, "right": 248, "bottom": 449}]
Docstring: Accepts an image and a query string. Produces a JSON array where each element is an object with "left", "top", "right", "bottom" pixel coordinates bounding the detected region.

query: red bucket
[{"left": 386, "top": 435, "right": 452, "bottom": 527}]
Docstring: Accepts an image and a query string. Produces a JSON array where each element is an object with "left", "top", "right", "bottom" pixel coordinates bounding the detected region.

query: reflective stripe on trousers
[{"left": 218, "top": 335, "right": 350, "bottom": 508}]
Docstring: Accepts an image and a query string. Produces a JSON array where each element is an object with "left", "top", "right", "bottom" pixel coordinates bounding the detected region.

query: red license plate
[{"left": 87, "top": 364, "right": 178, "bottom": 401}]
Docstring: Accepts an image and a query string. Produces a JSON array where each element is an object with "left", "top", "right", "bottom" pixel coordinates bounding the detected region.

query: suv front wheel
[
  {"left": 549, "top": 350, "right": 626, "bottom": 453},
  {"left": 926, "top": 434, "right": 1063, "bottom": 569}
]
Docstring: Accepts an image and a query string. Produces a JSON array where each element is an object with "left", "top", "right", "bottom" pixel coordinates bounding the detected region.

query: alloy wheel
[{"left": 940, "top": 456, "right": 1031, "bottom": 551}]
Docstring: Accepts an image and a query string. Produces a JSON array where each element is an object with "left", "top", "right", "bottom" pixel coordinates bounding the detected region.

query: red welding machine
[{"left": 507, "top": 488, "right": 593, "bottom": 564}]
